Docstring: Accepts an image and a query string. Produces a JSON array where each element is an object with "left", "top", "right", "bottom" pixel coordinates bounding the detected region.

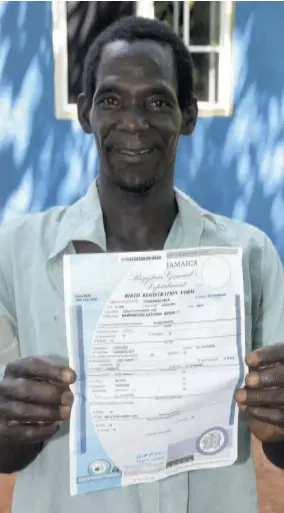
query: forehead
[{"left": 96, "top": 40, "right": 176, "bottom": 89}]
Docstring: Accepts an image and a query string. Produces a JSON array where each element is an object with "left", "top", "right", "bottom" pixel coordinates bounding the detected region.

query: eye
[
  {"left": 97, "top": 96, "right": 120, "bottom": 108},
  {"left": 148, "top": 98, "right": 169, "bottom": 111}
]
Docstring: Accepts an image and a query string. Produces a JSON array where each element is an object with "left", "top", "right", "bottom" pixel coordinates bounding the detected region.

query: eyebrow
[{"left": 94, "top": 79, "right": 177, "bottom": 100}]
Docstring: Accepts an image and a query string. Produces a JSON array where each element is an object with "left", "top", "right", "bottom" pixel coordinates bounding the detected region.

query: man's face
[{"left": 80, "top": 40, "right": 195, "bottom": 193}]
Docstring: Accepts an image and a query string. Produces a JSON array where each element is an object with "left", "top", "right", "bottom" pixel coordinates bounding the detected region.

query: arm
[
  {"left": 0, "top": 441, "right": 43, "bottom": 474},
  {"left": 262, "top": 441, "right": 284, "bottom": 470},
  {"left": 0, "top": 318, "right": 44, "bottom": 473},
  {"left": 0, "top": 231, "right": 44, "bottom": 473},
  {"left": 253, "top": 234, "right": 284, "bottom": 468}
]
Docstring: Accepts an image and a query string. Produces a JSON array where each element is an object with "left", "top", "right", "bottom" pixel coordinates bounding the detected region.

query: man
[{"left": 0, "top": 15, "right": 284, "bottom": 513}]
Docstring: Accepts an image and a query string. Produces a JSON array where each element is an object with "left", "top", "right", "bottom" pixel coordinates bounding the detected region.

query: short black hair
[{"left": 83, "top": 16, "right": 194, "bottom": 110}]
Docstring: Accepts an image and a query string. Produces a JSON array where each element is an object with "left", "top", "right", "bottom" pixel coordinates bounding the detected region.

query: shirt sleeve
[
  {"left": 0, "top": 231, "right": 20, "bottom": 379},
  {"left": 253, "top": 233, "right": 284, "bottom": 350}
]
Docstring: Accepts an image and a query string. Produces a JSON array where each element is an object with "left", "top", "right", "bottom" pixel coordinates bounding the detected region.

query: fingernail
[
  {"left": 61, "top": 390, "right": 74, "bottom": 406},
  {"left": 60, "top": 406, "right": 71, "bottom": 419},
  {"left": 235, "top": 389, "right": 247, "bottom": 403},
  {"left": 61, "top": 368, "right": 76, "bottom": 384},
  {"left": 246, "top": 371, "right": 260, "bottom": 387},
  {"left": 245, "top": 352, "right": 261, "bottom": 368}
]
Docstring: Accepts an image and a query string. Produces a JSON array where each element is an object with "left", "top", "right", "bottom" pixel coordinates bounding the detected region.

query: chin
[{"left": 112, "top": 175, "right": 156, "bottom": 194}]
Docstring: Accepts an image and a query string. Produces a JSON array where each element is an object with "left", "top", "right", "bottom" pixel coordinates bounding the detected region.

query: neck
[{"left": 97, "top": 174, "right": 177, "bottom": 252}]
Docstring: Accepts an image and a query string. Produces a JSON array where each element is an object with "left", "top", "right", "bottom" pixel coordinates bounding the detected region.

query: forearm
[
  {"left": 0, "top": 441, "right": 43, "bottom": 474},
  {"left": 262, "top": 441, "right": 284, "bottom": 470}
]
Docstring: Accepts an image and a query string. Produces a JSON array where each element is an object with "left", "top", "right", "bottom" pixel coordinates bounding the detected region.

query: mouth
[{"left": 116, "top": 148, "right": 154, "bottom": 156}]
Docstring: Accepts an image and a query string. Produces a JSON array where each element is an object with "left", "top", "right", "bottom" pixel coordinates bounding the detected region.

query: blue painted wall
[{"left": 0, "top": 1, "right": 284, "bottom": 256}]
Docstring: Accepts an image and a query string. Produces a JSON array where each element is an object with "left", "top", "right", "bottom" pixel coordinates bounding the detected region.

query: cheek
[
  {"left": 89, "top": 120, "right": 101, "bottom": 149},
  {"left": 171, "top": 135, "right": 179, "bottom": 152},
  {"left": 153, "top": 114, "right": 182, "bottom": 140},
  {"left": 92, "top": 121, "right": 115, "bottom": 151},
  {"left": 166, "top": 136, "right": 179, "bottom": 162},
  {"left": 90, "top": 109, "right": 106, "bottom": 142},
  {"left": 91, "top": 125, "right": 107, "bottom": 156}
]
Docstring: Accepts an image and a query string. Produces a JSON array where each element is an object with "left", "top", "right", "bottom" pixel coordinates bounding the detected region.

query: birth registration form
[{"left": 64, "top": 247, "right": 246, "bottom": 496}]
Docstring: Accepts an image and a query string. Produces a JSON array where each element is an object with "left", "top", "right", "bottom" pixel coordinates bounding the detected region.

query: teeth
[{"left": 119, "top": 149, "right": 151, "bottom": 155}]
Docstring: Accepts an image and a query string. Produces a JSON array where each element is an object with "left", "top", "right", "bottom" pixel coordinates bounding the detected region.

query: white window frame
[{"left": 52, "top": 1, "right": 234, "bottom": 119}]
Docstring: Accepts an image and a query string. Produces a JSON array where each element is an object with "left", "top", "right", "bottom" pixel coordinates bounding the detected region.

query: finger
[
  {"left": 246, "top": 344, "right": 284, "bottom": 368},
  {"left": 236, "top": 387, "right": 284, "bottom": 406},
  {"left": 3, "top": 421, "right": 62, "bottom": 444},
  {"left": 245, "top": 365, "right": 284, "bottom": 388},
  {"left": 245, "top": 406, "right": 284, "bottom": 427},
  {"left": 246, "top": 417, "right": 284, "bottom": 442},
  {"left": 0, "top": 378, "right": 74, "bottom": 406},
  {"left": 5, "top": 357, "right": 76, "bottom": 385},
  {"left": 0, "top": 400, "right": 71, "bottom": 422}
]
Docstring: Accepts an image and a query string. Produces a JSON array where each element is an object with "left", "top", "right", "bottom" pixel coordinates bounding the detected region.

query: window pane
[
  {"left": 154, "top": 1, "right": 220, "bottom": 46},
  {"left": 66, "top": 1, "right": 135, "bottom": 103},
  {"left": 190, "top": 1, "right": 220, "bottom": 46},
  {"left": 192, "top": 52, "right": 219, "bottom": 103},
  {"left": 66, "top": 1, "right": 222, "bottom": 105}
]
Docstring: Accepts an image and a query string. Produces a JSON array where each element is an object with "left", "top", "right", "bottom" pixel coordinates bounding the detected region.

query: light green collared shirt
[{"left": 0, "top": 182, "right": 283, "bottom": 513}]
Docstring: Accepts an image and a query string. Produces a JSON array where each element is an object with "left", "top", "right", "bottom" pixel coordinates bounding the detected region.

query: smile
[{"left": 116, "top": 148, "right": 154, "bottom": 156}]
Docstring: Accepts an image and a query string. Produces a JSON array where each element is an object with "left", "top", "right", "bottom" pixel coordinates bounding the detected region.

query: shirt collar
[
  {"left": 166, "top": 188, "right": 205, "bottom": 249},
  {"left": 48, "top": 182, "right": 206, "bottom": 260},
  {"left": 48, "top": 180, "right": 106, "bottom": 260}
]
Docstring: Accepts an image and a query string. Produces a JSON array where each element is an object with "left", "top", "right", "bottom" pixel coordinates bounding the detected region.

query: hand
[
  {"left": 235, "top": 344, "right": 284, "bottom": 442},
  {"left": 0, "top": 356, "right": 76, "bottom": 446}
]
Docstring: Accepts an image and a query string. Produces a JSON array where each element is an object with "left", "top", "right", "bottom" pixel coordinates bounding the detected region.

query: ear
[
  {"left": 180, "top": 95, "right": 198, "bottom": 136},
  {"left": 77, "top": 93, "right": 92, "bottom": 134}
]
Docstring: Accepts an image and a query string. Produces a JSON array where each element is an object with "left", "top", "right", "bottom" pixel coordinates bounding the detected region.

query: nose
[{"left": 116, "top": 108, "right": 149, "bottom": 133}]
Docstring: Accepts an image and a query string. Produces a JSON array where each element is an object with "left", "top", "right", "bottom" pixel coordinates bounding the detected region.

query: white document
[{"left": 64, "top": 247, "right": 246, "bottom": 496}]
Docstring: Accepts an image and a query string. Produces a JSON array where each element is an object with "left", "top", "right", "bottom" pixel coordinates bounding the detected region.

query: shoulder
[
  {"left": 0, "top": 207, "right": 68, "bottom": 320},
  {"left": 176, "top": 188, "right": 271, "bottom": 257},
  {"left": 206, "top": 211, "right": 268, "bottom": 250},
  {"left": 0, "top": 206, "right": 67, "bottom": 266},
  {"left": 203, "top": 210, "right": 278, "bottom": 270},
  {"left": 203, "top": 206, "right": 280, "bottom": 282},
  {"left": 176, "top": 190, "right": 281, "bottom": 318}
]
